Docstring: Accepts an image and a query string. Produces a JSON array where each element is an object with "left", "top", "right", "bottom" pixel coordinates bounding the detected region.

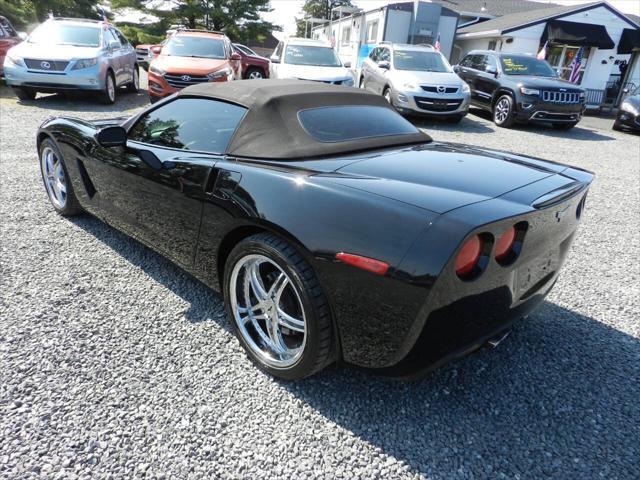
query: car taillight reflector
[
  {"left": 495, "top": 226, "right": 516, "bottom": 262},
  {"left": 335, "top": 252, "right": 389, "bottom": 276},
  {"left": 455, "top": 235, "right": 482, "bottom": 277}
]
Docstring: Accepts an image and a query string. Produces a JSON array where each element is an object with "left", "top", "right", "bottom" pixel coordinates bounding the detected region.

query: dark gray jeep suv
[{"left": 455, "top": 50, "right": 586, "bottom": 129}]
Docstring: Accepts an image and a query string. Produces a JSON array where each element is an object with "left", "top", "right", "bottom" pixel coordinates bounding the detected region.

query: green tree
[
  {"left": 295, "top": 0, "right": 354, "bottom": 37},
  {"left": 0, "top": 0, "right": 35, "bottom": 29}
]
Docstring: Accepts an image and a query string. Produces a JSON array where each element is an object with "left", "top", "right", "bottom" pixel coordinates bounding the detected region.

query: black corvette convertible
[{"left": 37, "top": 80, "right": 593, "bottom": 379}]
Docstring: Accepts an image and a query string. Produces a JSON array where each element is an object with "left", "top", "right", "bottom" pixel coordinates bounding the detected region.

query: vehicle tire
[
  {"left": 383, "top": 87, "right": 392, "bottom": 105},
  {"left": 552, "top": 122, "right": 578, "bottom": 130},
  {"left": 612, "top": 120, "right": 622, "bottom": 131},
  {"left": 359, "top": 76, "right": 365, "bottom": 88},
  {"left": 101, "top": 71, "right": 116, "bottom": 104},
  {"left": 245, "top": 67, "right": 265, "bottom": 79},
  {"left": 223, "top": 233, "right": 334, "bottom": 380},
  {"left": 126, "top": 66, "right": 140, "bottom": 93},
  {"left": 13, "top": 87, "right": 36, "bottom": 100},
  {"left": 493, "top": 95, "right": 515, "bottom": 128},
  {"left": 38, "top": 138, "right": 82, "bottom": 216}
]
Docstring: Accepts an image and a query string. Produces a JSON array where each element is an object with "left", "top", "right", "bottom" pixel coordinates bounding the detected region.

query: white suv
[
  {"left": 360, "top": 43, "right": 470, "bottom": 122},
  {"left": 269, "top": 37, "right": 354, "bottom": 86}
]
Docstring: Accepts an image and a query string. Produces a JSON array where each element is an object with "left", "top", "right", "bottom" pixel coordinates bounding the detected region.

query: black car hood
[
  {"left": 309, "top": 142, "right": 571, "bottom": 214},
  {"left": 504, "top": 75, "right": 583, "bottom": 90}
]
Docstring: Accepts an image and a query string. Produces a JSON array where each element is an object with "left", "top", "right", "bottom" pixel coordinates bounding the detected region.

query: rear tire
[
  {"left": 13, "top": 87, "right": 36, "bottom": 100},
  {"left": 612, "top": 120, "right": 622, "bottom": 131},
  {"left": 245, "top": 67, "right": 265, "bottom": 79},
  {"left": 101, "top": 71, "right": 116, "bottom": 104},
  {"left": 493, "top": 95, "right": 515, "bottom": 128},
  {"left": 223, "top": 233, "right": 334, "bottom": 380},
  {"left": 126, "top": 66, "right": 140, "bottom": 93},
  {"left": 38, "top": 138, "right": 83, "bottom": 216},
  {"left": 383, "top": 87, "right": 392, "bottom": 105}
]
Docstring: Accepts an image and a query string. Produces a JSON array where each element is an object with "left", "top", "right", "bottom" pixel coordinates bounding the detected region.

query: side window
[
  {"left": 366, "top": 20, "right": 379, "bottom": 43},
  {"left": 128, "top": 98, "right": 247, "bottom": 154},
  {"left": 105, "top": 29, "right": 120, "bottom": 48},
  {"left": 274, "top": 41, "right": 283, "bottom": 59},
  {"left": 114, "top": 29, "right": 129, "bottom": 47},
  {"left": 379, "top": 48, "right": 390, "bottom": 63},
  {"left": 485, "top": 55, "right": 498, "bottom": 72},
  {"left": 459, "top": 55, "right": 472, "bottom": 68},
  {"left": 369, "top": 47, "right": 379, "bottom": 62},
  {"left": 471, "top": 54, "right": 485, "bottom": 71}
]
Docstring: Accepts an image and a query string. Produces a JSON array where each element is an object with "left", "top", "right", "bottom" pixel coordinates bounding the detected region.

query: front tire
[
  {"left": 13, "top": 87, "right": 36, "bottom": 100},
  {"left": 126, "top": 66, "right": 140, "bottom": 93},
  {"left": 38, "top": 138, "right": 82, "bottom": 216},
  {"left": 245, "top": 67, "right": 265, "bottom": 79},
  {"left": 383, "top": 87, "right": 392, "bottom": 105},
  {"left": 101, "top": 71, "right": 116, "bottom": 104},
  {"left": 493, "top": 95, "right": 515, "bottom": 128},
  {"left": 223, "top": 233, "right": 334, "bottom": 380}
]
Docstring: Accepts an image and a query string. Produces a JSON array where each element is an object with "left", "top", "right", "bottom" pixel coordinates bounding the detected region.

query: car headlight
[
  {"left": 402, "top": 82, "right": 419, "bottom": 91},
  {"left": 520, "top": 87, "right": 540, "bottom": 96},
  {"left": 149, "top": 64, "right": 166, "bottom": 76},
  {"left": 208, "top": 67, "right": 233, "bottom": 80},
  {"left": 5, "top": 52, "right": 24, "bottom": 67},
  {"left": 621, "top": 102, "right": 639, "bottom": 116},
  {"left": 461, "top": 82, "right": 470, "bottom": 93},
  {"left": 71, "top": 58, "right": 98, "bottom": 70},
  {"left": 342, "top": 77, "right": 354, "bottom": 86}
]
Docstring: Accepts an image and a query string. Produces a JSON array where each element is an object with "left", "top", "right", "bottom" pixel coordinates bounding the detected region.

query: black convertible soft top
[{"left": 179, "top": 79, "right": 431, "bottom": 160}]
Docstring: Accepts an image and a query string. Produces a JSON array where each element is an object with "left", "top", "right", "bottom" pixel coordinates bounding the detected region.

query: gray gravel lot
[{"left": 1, "top": 74, "right": 639, "bottom": 479}]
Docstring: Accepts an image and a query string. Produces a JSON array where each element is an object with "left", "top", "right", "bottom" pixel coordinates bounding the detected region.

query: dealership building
[{"left": 312, "top": 0, "right": 640, "bottom": 108}]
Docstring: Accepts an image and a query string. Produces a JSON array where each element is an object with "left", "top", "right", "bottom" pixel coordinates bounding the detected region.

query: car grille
[
  {"left": 164, "top": 73, "right": 210, "bottom": 89},
  {"left": 414, "top": 96, "right": 462, "bottom": 112},
  {"left": 298, "top": 78, "right": 346, "bottom": 85},
  {"left": 24, "top": 59, "right": 69, "bottom": 72},
  {"left": 420, "top": 85, "right": 459, "bottom": 93},
  {"left": 541, "top": 90, "right": 582, "bottom": 104},
  {"left": 136, "top": 47, "right": 149, "bottom": 55}
]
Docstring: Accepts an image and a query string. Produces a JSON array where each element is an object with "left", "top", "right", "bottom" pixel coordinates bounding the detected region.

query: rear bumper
[{"left": 326, "top": 170, "right": 593, "bottom": 374}]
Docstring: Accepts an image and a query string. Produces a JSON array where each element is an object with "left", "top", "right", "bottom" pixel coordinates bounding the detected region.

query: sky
[{"left": 263, "top": 0, "right": 640, "bottom": 39}]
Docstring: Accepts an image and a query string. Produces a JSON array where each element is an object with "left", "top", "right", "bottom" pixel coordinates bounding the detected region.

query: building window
[
  {"left": 366, "top": 20, "right": 379, "bottom": 44},
  {"left": 488, "top": 40, "right": 497, "bottom": 51},
  {"left": 546, "top": 44, "right": 591, "bottom": 84},
  {"left": 341, "top": 26, "right": 351, "bottom": 46}
]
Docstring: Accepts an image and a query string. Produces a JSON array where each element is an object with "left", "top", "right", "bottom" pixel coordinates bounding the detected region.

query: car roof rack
[
  {"left": 48, "top": 17, "right": 102, "bottom": 23},
  {"left": 176, "top": 28, "right": 225, "bottom": 35}
]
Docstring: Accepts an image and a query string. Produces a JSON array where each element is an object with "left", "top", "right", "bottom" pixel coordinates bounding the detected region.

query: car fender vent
[{"left": 76, "top": 159, "right": 96, "bottom": 198}]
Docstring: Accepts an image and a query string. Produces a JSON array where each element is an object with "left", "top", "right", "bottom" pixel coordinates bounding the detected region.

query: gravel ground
[{"left": 1, "top": 74, "right": 639, "bottom": 479}]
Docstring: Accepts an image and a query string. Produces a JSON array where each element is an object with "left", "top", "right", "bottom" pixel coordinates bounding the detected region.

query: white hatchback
[{"left": 269, "top": 37, "right": 354, "bottom": 86}]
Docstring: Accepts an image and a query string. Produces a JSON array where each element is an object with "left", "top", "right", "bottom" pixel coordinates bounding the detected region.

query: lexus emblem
[
  {"left": 181, "top": 75, "right": 191, "bottom": 81},
  {"left": 559, "top": 88, "right": 566, "bottom": 92},
  {"left": 40, "top": 61, "right": 51, "bottom": 69},
  {"left": 437, "top": 85, "right": 446, "bottom": 93}
]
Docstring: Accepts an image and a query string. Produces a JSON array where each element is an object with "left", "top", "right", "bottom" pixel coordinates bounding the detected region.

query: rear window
[{"left": 298, "top": 105, "right": 419, "bottom": 143}]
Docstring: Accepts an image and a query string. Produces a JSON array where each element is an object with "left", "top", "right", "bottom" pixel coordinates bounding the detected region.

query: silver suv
[
  {"left": 3, "top": 17, "right": 138, "bottom": 104},
  {"left": 359, "top": 43, "right": 470, "bottom": 122}
]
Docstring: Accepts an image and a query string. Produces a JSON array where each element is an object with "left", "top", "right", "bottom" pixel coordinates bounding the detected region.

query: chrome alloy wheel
[
  {"left": 494, "top": 98, "right": 510, "bottom": 123},
  {"left": 248, "top": 70, "right": 264, "bottom": 79},
  {"left": 230, "top": 254, "right": 306, "bottom": 368},
  {"left": 41, "top": 146, "right": 67, "bottom": 209}
]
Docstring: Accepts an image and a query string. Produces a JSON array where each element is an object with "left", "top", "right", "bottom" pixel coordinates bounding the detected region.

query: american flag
[
  {"left": 536, "top": 41, "right": 548, "bottom": 60},
  {"left": 569, "top": 47, "right": 584, "bottom": 84},
  {"left": 434, "top": 32, "right": 441, "bottom": 52}
]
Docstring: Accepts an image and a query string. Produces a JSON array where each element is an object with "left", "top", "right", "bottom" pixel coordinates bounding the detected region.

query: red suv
[
  {"left": 232, "top": 43, "right": 270, "bottom": 79},
  {"left": 0, "top": 16, "right": 24, "bottom": 76},
  {"left": 147, "top": 30, "right": 241, "bottom": 102}
]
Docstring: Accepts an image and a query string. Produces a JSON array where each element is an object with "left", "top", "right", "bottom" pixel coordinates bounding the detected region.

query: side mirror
[
  {"left": 452, "top": 64, "right": 460, "bottom": 73},
  {"left": 108, "top": 41, "right": 120, "bottom": 52},
  {"left": 623, "top": 87, "right": 630, "bottom": 94},
  {"left": 230, "top": 52, "right": 241, "bottom": 61},
  {"left": 17, "top": 31, "right": 28, "bottom": 41},
  {"left": 270, "top": 55, "right": 280, "bottom": 64},
  {"left": 343, "top": 60, "right": 352, "bottom": 68},
  {"left": 96, "top": 126, "right": 127, "bottom": 148},
  {"left": 377, "top": 60, "right": 390, "bottom": 69},
  {"left": 150, "top": 45, "right": 163, "bottom": 55}
]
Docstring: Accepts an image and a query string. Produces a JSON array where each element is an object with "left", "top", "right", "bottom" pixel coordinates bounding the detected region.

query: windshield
[
  {"left": 164, "top": 36, "right": 225, "bottom": 59},
  {"left": 500, "top": 56, "right": 557, "bottom": 77},
  {"left": 28, "top": 23, "right": 101, "bottom": 47},
  {"left": 393, "top": 50, "right": 451, "bottom": 72},
  {"left": 284, "top": 45, "right": 341, "bottom": 67}
]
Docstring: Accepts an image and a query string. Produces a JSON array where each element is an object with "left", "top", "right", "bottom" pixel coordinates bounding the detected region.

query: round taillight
[
  {"left": 455, "top": 235, "right": 482, "bottom": 277},
  {"left": 495, "top": 226, "right": 516, "bottom": 262}
]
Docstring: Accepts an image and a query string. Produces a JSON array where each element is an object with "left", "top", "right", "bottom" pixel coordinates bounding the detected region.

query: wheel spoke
[
  {"left": 249, "top": 262, "right": 268, "bottom": 301},
  {"left": 267, "top": 272, "right": 288, "bottom": 299},
  {"left": 277, "top": 307, "right": 305, "bottom": 333}
]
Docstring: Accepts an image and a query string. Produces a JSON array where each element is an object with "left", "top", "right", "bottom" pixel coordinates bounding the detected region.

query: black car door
[
  {"left": 457, "top": 54, "right": 479, "bottom": 103},
  {"left": 474, "top": 54, "right": 500, "bottom": 108},
  {"left": 90, "top": 97, "right": 247, "bottom": 267}
]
